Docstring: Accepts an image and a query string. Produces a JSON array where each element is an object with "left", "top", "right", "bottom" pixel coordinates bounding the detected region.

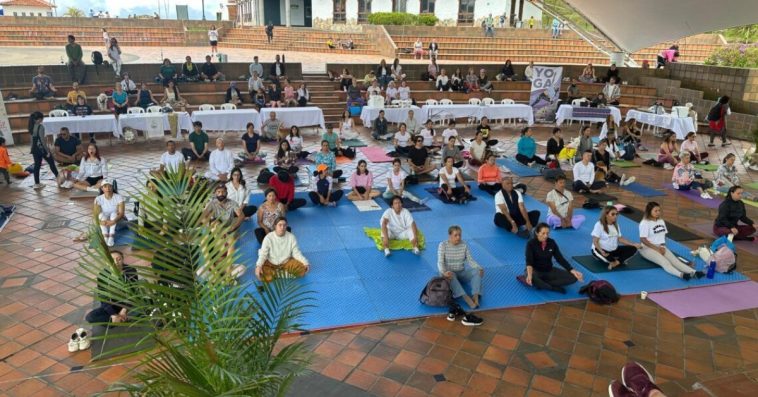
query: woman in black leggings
[
  {"left": 28, "top": 111, "right": 62, "bottom": 190},
  {"left": 520, "top": 223, "right": 584, "bottom": 294}
]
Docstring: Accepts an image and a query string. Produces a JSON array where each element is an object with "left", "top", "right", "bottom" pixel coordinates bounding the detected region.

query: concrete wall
[
  {"left": 0, "top": 15, "right": 234, "bottom": 30},
  {"left": 667, "top": 63, "right": 758, "bottom": 105}
]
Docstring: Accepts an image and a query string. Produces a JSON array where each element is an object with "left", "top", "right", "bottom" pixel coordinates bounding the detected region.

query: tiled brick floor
[{"left": 0, "top": 120, "right": 757, "bottom": 396}]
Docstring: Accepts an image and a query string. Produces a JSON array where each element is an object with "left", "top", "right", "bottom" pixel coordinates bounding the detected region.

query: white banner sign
[
  {"left": 0, "top": 89, "right": 14, "bottom": 146},
  {"left": 529, "top": 66, "right": 563, "bottom": 122}
]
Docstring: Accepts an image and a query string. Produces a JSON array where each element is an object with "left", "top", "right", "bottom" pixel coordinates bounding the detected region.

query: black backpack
[
  {"left": 621, "top": 142, "right": 636, "bottom": 161},
  {"left": 91, "top": 51, "right": 103, "bottom": 65},
  {"left": 419, "top": 276, "right": 452, "bottom": 307},
  {"left": 579, "top": 280, "right": 619, "bottom": 305}
]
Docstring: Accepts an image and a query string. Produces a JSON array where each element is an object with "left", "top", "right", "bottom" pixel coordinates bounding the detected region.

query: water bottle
[{"left": 707, "top": 259, "right": 716, "bottom": 279}]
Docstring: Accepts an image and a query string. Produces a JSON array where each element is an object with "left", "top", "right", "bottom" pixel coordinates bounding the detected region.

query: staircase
[
  {"left": 221, "top": 27, "right": 380, "bottom": 56},
  {"left": 303, "top": 73, "right": 345, "bottom": 127}
]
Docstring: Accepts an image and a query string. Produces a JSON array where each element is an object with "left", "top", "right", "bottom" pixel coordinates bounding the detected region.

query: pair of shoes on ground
[
  {"left": 608, "top": 362, "right": 662, "bottom": 396},
  {"left": 619, "top": 174, "right": 636, "bottom": 186},
  {"left": 68, "top": 328, "right": 91, "bottom": 352},
  {"left": 447, "top": 306, "right": 483, "bottom": 326},
  {"left": 662, "top": 163, "right": 674, "bottom": 170},
  {"left": 384, "top": 247, "right": 420, "bottom": 257},
  {"left": 700, "top": 192, "right": 713, "bottom": 199},
  {"left": 106, "top": 236, "right": 115, "bottom": 247}
]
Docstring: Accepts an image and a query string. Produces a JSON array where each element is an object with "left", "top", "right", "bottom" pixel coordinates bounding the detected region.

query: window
[
  {"left": 357, "top": 0, "right": 371, "bottom": 24},
  {"left": 21, "top": 12, "right": 26, "bottom": 16},
  {"left": 458, "top": 0, "right": 475, "bottom": 25},
  {"left": 393, "top": 0, "right": 407, "bottom": 12},
  {"left": 13, "top": 12, "right": 17, "bottom": 16},
  {"left": 333, "top": 0, "right": 346, "bottom": 23},
  {"left": 38, "top": 13, "right": 43, "bottom": 16},
  {"left": 420, "top": 0, "right": 435, "bottom": 14}
]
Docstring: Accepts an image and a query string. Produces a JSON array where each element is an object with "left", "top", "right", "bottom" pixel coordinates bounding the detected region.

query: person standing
[
  {"left": 28, "top": 112, "right": 62, "bottom": 189},
  {"left": 265, "top": 22, "right": 274, "bottom": 44},
  {"left": 65, "top": 35, "right": 86, "bottom": 84},
  {"left": 101, "top": 28, "right": 110, "bottom": 47},
  {"left": 707, "top": 96, "right": 731, "bottom": 148},
  {"left": 107, "top": 38, "right": 122, "bottom": 78},
  {"left": 208, "top": 25, "right": 221, "bottom": 56}
]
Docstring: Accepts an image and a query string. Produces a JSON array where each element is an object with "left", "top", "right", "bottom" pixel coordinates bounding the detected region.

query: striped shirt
[{"left": 437, "top": 241, "right": 482, "bottom": 273}]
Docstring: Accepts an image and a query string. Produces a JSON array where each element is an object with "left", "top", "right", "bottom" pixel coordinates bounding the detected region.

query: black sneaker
[
  {"left": 707, "top": 143, "right": 716, "bottom": 148},
  {"left": 447, "top": 305, "right": 465, "bottom": 322},
  {"left": 461, "top": 313, "right": 483, "bottom": 326},
  {"left": 683, "top": 273, "right": 692, "bottom": 281},
  {"left": 694, "top": 271, "right": 705, "bottom": 279}
]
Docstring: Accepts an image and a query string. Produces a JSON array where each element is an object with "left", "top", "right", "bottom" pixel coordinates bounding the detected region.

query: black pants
[
  {"left": 478, "top": 183, "right": 500, "bottom": 195},
  {"left": 515, "top": 153, "right": 546, "bottom": 166},
  {"left": 572, "top": 180, "right": 605, "bottom": 192},
  {"left": 241, "top": 205, "right": 257, "bottom": 218},
  {"left": 709, "top": 125, "right": 728, "bottom": 144},
  {"left": 440, "top": 184, "right": 470, "bottom": 202},
  {"left": 279, "top": 198, "right": 306, "bottom": 211},
  {"left": 436, "top": 81, "right": 450, "bottom": 90},
  {"left": 298, "top": 97, "right": 308, "bottom": 107},
  {"left": 656, "top": 55, "right": 666, "bottom": 69},
  {"left": 86, "top": 306, "right": 113, "bottom": 324},
  {"left": 181, "top": 148, "right": 209, "bottom": 161},
  {"left": 309, "top": 189, "right": 344, "bottom": 205},
  {"left": 333, "top": 147, "right": 355, "bottom": 159},
  {"left": 396, "top": 146, "right": 411, "bottom": 157},
  {"left": 485, "top": 139, "right": 499, "bottom": 147},
  {"left": 255, "top": 226, "right": 291, "bottom": 244},
  {"left": 591, "top": 245, "right": 637, "bottom": 265},
  {"left": 0, "top": 169, "right": 10, "bottom": 183},
  {"left": 531, "top": 268, "right": 577, "bottom": 291},
  {"left": 314, "top": 169, "right": 343, "bottom": 179},
  {"left": 32, "top": 151, "right": 59, "bottom": 185},
  {"left": 273, "top": 165, "right": 299, "bottom": 174},
  {"left": 605, "top": 170, "right": 621, "bottom": 184},
  {"left": 494, "top": 210, "right": 540, "bottom": 230}
]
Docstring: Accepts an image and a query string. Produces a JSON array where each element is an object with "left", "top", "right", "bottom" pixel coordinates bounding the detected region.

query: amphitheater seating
[
  {"left": 221, "top": 28, "right": 380, "bottom": 55},
  {"left": 0, "top": 24, "right": 186, "bottom": 47}
]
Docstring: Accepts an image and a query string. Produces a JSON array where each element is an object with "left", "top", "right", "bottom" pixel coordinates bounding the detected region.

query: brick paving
[{"left": 0, "top": 119, "right": 757, "bottom": 396}]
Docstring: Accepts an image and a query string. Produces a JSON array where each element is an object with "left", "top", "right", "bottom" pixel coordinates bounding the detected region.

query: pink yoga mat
[
  {"left": 649, "top": 281, "right": 758, "bottom": 318},
  {"left": 689, "top": 223, "right": 758, "bottom": 257},
  {"left": 664, "top": 184, "right": 722, "bottom": 209},
  {"left": 359, "top": 147, "right": 394, "bottom": 163}
]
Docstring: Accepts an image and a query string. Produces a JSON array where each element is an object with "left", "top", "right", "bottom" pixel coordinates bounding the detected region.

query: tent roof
[{"left": 565, "top": 0, "right": 758, "bottom": 52}]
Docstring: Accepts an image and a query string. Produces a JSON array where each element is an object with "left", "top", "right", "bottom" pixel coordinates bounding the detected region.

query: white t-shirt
[
  {"left": 469, "top": 140, "right": 487, "bottom": 161},
  {"left": 546, "top": 189, "right": 573, "bottom": 218},
  {"left": 287, "top": 135, "right": 303, "bottom": 152},
  {"left": 439, "top": 166, "right": 460, "bottom": 188},
  {"left": 494, "top": 189, "right": 523, "bottom": 215},
  {"left": 639, "top": 218, "right": 668, "bottom": 246},
  {"left": 208, "top": 30, "right": 219, "bottom": 41},
  {"left": 394, "top": 132, "right": 411, "bottom": 147},
  {"left": 226, "top": 182, "right": 249, "bottom": 205},
  {"left": 388, "top": 169, "right": 407, "bottom": 190},
  {"left": 160, "top": 151, "right": 184, "bottom": 172},
  {"left": 95, "top": 193, "right": 124, "bottom": 214},
  {"left": 419, "top": 128, "right": 435, "bottom": 146},
  {"left": 591, "top": 221, "right": 621, "bottom": 251},
  {"left": 341, "top": 119, "right": 353, "bottom": 134},
  {"left": 442, "top": 128, "right": 459, "bottom": 143},
  {"left": 381, "top": 208, "right": 415, "bottom": 236},
  {"left": 398, "top": 87, "right": 411, "bottom": 100}
]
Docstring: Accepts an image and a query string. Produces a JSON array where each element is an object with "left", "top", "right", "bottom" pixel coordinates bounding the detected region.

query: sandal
[
  {"left": 73, "top": 232, "right": 89, "bottom": 243},
  {"left": 607, "top": 261, "right": 621, "bottom": 270}
]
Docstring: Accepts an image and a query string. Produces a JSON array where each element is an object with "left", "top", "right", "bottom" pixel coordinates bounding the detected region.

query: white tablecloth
[
  {"left": 42, "top": 115, "right": 119, "bottom": 137},
  {"left": 260, "top": 107, "right": 326, "bottom": 129},
  {"left": 625, "top": 109, "right": 695, "bottom": 140},
  {"left": 421, "top": 104, "right": 535, "bottom": 126},
  {"left": 360, "top": 106, "right": 423, "bottom": 126},
  {"left": 556, "top": 104, "right": 621, "bottom": 126},
  {"left": 117, "top": 112, "right": 193, "bottom": 138},
  {"left": 191, "top": 109, "right": 261, "bottom": 132}
]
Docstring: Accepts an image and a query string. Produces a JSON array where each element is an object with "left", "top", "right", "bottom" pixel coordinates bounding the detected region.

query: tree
[
  {"left": 78, "top": 166, "right": 313, "bottom": 396},
  {"left": 63, "top": 7, "right": 85, "bottom": 18}
]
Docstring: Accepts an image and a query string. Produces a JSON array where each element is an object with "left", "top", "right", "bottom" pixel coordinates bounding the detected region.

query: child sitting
[{"left": 0, "top": 137, "right": 11, "bottom": 184}]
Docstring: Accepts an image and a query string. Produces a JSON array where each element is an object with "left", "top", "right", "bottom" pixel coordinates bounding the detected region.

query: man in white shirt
[
  {"left": 248, "top": 56, "right": 264, "bottom": 78},
  {"left": 206, "top": 138, "right": 235, "bottom": 182},
  {"left": 545, "top": 175, "right": 586, "bottom": 229},
  {"left": 159, "top": 140, "right": 185, "bottom": 173},
  {"left": 120, "top": 73, "right": 136, "bottom": 94},
  {"left": 248, "top": 71, "right": 264, "bottom": 96},
  {"left": 262, "top": 111, "right": 283, "bottom": 141},
  {"left": 255, "top": 217, "right": 310, "bottom": 282},
  {"left": 404, "top": 109, "right": 420, "bottom": 135},
  {"left": 572, "top": 150, "right": 606, "bottom": 193},
  {"left": 381, "top": 196, "right": 420, "bottom": 257},
  {"left": 494, "top": 177, "right": 540, "bottom": 235}
]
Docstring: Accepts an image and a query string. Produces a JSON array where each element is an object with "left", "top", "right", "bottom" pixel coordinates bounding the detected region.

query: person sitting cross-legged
[
  {"left": 182, "top": 122, "right": 210, "bottom": 161},
  {"left": 158, "top": 140, "right": 185, "bottom": 174},
  {"left": 713, "top": 185, "right": 755, "bottom": 241},
  {"left": 407, "top": 137, "right": 437, "bottom": 177},
  {"left": 515, "top": 127, "right": 547, "bottom": 166},
  {"left": 309, "top": 164, "right": 344, "bottom": 206},
  {"left": 441, "top": 135, "right": 464, "bottom": 169},
  {"left": 85, "top": 250, "right": 138, "bottom": 327},
  {"left": 475, "top": 117, "right": 498, "bottom": 148},
  {"left": 381, "top": 195, "right": 421, "bottom": 257},
  {"left": 591, "top": 205, "right": 641, "bottom": 270},
  {"left": 312, "top": 140, "right": 343, "bottom": 179},
  {"left": 372, "top": 110, "right": 392, "bottom": 141},
  {"left": 572, "top": 150, "right": 606, "bottom": 194},
  {"left": 268, "top": 171, "right": 306, "bottom": 211},
  {"left": 383, "top": 158, "right": 425, "bottom": 204},
  {"left": 261, "top": 111, "right": 284, "bottom": 142},
  {"left": 546, "top": 175, "right": 586, "bottom": 229},
  {"left": 200, "top": 55, "right": 225, "bottom": 82},
  {"left": 393, "top": 123, "right": 413, "bottom": 157},
  {"left": 255, "top": 189, "right": 288, "bottom": 244},
  {"left": 348, "top": 160, "right": 380, "bottom": 201},
  {"left": 205, "top": 138, "right": 235, "bottom": 182},
  {"left": 438, "top": 156, "right": 472, "bottom": 204},
  {"left": 202, "top": 184, "right": 244, "bottom": 233},
  {"left": 273, "top": 140, "right": 298, "bottom": 175},
  {"left": 468, "top": 131, "right": 489, "bottom": 167},
  {"left": 255, "top": 217, "right": 310, "bottom": 283},
  {"left": 672, "top": 152, "right": 713, "bottom": 199},
  {"left": 494, "top": 177, "right": 540, "bottom": 235},
  {"left": 53, "top": 127, "right": 82, "bottom": 165},
  {"left": 520, "top": 223, "right": 584, "bottom": 294},
  {"left": 75, "top": 143, "right": 108, "bottom": 191},
  {"left": 323, "top": 125, "right": 355, "bottom": 159},
  {"left": 438, "top": 225, "right": 484, "bottom": 309},
  {"left": 94, "top": 179, "right": 125, "bottom": 247},
  {"left": 226, "top": 167, "right": 257, "bottom": 219},
  {"left": 478, "top": 154, "right": 502, "bottom": 195},
  {"left": 592, "top": 139, "right": 628, "bottom": 185}
]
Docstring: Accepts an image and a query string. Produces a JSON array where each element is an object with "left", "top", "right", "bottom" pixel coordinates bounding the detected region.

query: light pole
[{"left": 202, "top": 0, "right": 206, "bottom": 20}]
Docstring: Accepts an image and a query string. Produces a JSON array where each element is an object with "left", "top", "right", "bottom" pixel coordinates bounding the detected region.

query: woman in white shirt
[
  {"left": 383, "top": 158, "right": 424, "bottom": 204},
  {"left": 226, "top": 167, "right": 257, "bottom": 218},
  {"left": 393, "top": 123, "right": 413, "bottom": 156},
  {"left": 591, "top": 206, "right": 641, "bottom": 270},
  {"left": 391, "top": 58, "right": 406, "bottom": 81},
  {"left": 287, "top": 126, "right": 309, "bottom": 159},
  {"left": 381, "top": 196, "right": 420, "bottom": 256},
  {"left": 76, "top": 143, "right": 108, "bottom": 191},
  {"left": 679, "top": 132, "right": 709, "bottom": 164},
  {"left": 296, "top": 83, "right": 310, "bottom": 107},
  {"left": 94, "top": 179, "right": 124, "bottom": 247},
  {"left": 385, "top": 81, "right": 399, "bottom": 104},
  {"left": 468, "top": 131, "right": 488, "bottom": 167},
  {"left": 436, "top": 68, "right": 451, "bottom": 91},
  {"left": 339, "top": 110, "right": 359, "bottom": 140},
  {"left": 107, "top": 38, "right": 122, "bottom": 78},
  {"left": 208, "top": 25, "right": 221, "bottom": 55},
  {"left": 439, "top": 156, "right": 472, "bottom": 203},
  {"left": 638, "top": 202, "right": 703, "bottom": 280},
  {"left": 413, "top": 39, "right": 424, "bottom": 59},
  {"left": 398, "top": 80, "right": 412, "bottom": 103}
]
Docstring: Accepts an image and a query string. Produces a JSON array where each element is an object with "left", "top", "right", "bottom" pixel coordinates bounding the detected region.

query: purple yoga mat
[
  {"left": 664, "top": 184, "right": 722, "bottom": 209},
  {"left": 689, "top": 223, "right": 758, "bottom": 257},
  {"left": 649, "top": 281, "right": 758, "bottom": 318}
]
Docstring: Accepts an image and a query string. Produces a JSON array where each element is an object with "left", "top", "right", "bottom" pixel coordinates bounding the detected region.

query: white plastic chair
[
  {"left": 220, "top": 103, "right": 237, "bottom": 110},
  {"left": 49, "top": 109, "right": 69, "bottom": 117},
  {"left": 391, "top": 99, "right": 401, "bottom": 106},
  {"left": 146, "top": 105, "right": 163, "bottom": 113},
  {"left": 198, "top": 104, "right": 216, "bottom": 111},
  {"left": 468, "top": 98, "right": 482, "bottom": 105},
  {"left": 482, "top": 97, "right": 495, "bottom": 105},
  {"left": 439, "top": 98, "right": 453, "bottom": 105},
  {"left": 425, "top": 99, "right": 438, "bottom": 106},
  {"left": 400, "top": 99, "right": 412, "bottom": 107},
  {"left": 127, "top": 107, "right": 145, "bottom": 114},
  {"left": 500, "top": 98, "right": 515, "bottom": 104}
]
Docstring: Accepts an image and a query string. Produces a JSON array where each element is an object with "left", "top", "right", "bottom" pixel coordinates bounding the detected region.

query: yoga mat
[
  {"left": 620, "top": 206, "right": 702, "bottom": 242},
  {"left": 581, "top": 192, "right": 618, "bottom": 202},
  {"left": 341, "top": 139, "right": 368, "bottom": 148},
  {"left": 382, "top": 197, "right": 431, "bottom": 212},
  {"left": 611, "top": 160, "right": 640, "bottom": 168},
  {"left": 667, "top": 184, "right": 722, "bottom": 209},
  {"left": 90, "top": 323, "right": 155, "bottom": 361},
  {"left": 689, "top": 223, "right": 758, "bottom": 257},
  {"left": 0, "top": 204, "right": 16, "bottom": 233},
  {"left": 351, "top": 199, "right": 382, "bottom": 212},
  {"left": 359, "top": 147, "right": 394, "bottom": 163},
  {"left": 694, "top": 163, "right": 719, "bottom": 172},
  {"left": 649, "top": 281, "right": 758, "bottom": 318},
  {"left": 572, "top": 254, "right": 658, "bottom": 273},
  {"left": 620, "top": 182, "right": 666, "bottom": 197},
  {"left": 424, "top": 186, "right": 478, "bottom": 204},
  {"left": 496, "top": 157, "right": 542, "bottom": 177},
  {"left": 745, "top": 182, "right": 758, "bottom": 191}
]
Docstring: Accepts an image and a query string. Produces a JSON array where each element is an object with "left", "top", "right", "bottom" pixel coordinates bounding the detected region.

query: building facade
[
  {"left": 0, "top": 0, "right": 54, "bottom": 17},
  {"left": 235, "top": 0, "right": 542, "bottom": 28}
]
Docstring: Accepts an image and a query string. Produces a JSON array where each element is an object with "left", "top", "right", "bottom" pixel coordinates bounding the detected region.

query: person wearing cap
[
  {"left": 381, "top": 195, "right": 421, "bottom": 257},
  {"left": 268, "top": 171, "right": 306, "bottom": 211},
  {"left": 256, "top": 217, "right": 310, "bottom": 282},
  {"left": 312, "top": 140, "right": 343, "bottom": 179},
  {"left": 205, "top": 138, "right": 235, "bottom": 182},
  {"left": 94, "top": 179, "right": 125, "bottom": 247},
  {"left": 309, "top": 163, "right": 344, "bottom": 206},
  {"left": 182, "top": 122, "right": 210, "bottom": 161}
]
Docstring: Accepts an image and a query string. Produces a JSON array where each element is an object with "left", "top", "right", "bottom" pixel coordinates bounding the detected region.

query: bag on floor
[
  {"left": 709, "top": 236, "right": 737, "bottom": 273},
  {"left": 621, "top": 143, "right": 636, "bottom": 161},
  {"left": 579, "top": 280, "right": 619, "bottom": 305},
  {"left": 419, "top": 276, "right": 452, "bottom": 307}
]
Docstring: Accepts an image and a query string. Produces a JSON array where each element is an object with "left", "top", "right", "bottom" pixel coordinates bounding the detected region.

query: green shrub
[
  {"left": 367, "top": 12, "right": 437, "bottom": 26},
  {"left": 417, "top": 14, "right": 439, "bottom": 26},
  {"left": 704, "top": 45, "right": 758, "bottom": 68}
]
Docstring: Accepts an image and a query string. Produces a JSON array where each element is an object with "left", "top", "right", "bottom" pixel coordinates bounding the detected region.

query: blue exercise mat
[
  {"left": 496, "top": 158, "right": 542, "bottom": 177},
  {"left": 620, "top": 182, "right": 666, "bottom": 197}
]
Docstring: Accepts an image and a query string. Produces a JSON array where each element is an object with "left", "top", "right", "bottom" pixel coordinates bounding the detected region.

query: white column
[
  {"left": 285, "top": 0, "right": 292, "bottom": 26},
  {"left": 258, "top": 0, "right": 265, "bottom": 25}
]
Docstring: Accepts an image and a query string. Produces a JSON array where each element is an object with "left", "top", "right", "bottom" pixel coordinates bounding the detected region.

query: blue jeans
[{"left": 446, "top": 268, "right": 482, "bottom": 298}]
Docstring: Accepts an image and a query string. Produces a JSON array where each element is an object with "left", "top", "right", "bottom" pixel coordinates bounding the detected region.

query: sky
[{"left": 50, "top": 0, "right": 226, "bottom": 20}]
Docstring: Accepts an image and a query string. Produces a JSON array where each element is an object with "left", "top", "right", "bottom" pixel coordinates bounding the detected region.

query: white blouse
[
  {"left": 225, "top": 181, "right": 249, "bottom": 205},
  {"left": 78, "top": 157, "right": 108, "bottom": 180}
]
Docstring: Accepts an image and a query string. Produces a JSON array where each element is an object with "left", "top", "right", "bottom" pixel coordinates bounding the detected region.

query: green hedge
[
  {"left": 704, "top": 45, "right": 758, "bottom": 68},
  {"left": 367, "top": 12, "right": 438, "bottom": 26}
]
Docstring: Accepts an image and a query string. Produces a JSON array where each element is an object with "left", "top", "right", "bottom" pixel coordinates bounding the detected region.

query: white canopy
[{"left": 565, "top": 0, "right": 758, "bottom": 52}]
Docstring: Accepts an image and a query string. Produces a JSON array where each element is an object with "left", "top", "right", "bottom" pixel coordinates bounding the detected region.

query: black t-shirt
[
  {"left": 476, "top": 124, "right": 491, "bottom": 139},
  {"left": 408, "top": 146, "right": 428, "bottom": 166},
  {"left": 546, "top": 137, "right": 564, "bottom": 157},
  {"left": 241, "top": 132, "right": 260, "bottom": 153},
  {"left": 202, "top": 62, "right": 218, "bottom": 76},
  {"left": 54, "top": 135, "right": 81, "bottom": 156},
  {"left": 73, "top": 104, "right": 92, "bottom": 116}
]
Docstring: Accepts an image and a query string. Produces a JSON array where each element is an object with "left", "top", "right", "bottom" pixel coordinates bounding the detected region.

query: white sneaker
[
  {"left": 384, "top": 248, "right": 391, "bottom": 257},
  {"left": 76, "top": 328, "right": 90, "bottom": 350},
  {"left": 86, "top": 186, "right": 99, "bottom": 192},
  {"left": 33, "top": 183, "right": 44, "bottom": 190},
  {"left": 619, "top": 174, "right": 627, "bottom": 186},
  {"left": 106, "top": 237, "right": 115, "bottom": 247},
  {"left": 413, "top": 247, "right": 420, "bottom": 255},
  {"left": 700, "top": 192, "right": 712, "bottom": 199},
  {"left": 663, "top": 163, "right": 674, "bottom": 170},
  {"left": 68, "top": 332, "right": 80, "bottom": 352},
  {"left": 61, "top": 180, "right": 74, "bottom": 189},
  {"left": 624, "top": 176, "right": 636, "bottom": 186}
]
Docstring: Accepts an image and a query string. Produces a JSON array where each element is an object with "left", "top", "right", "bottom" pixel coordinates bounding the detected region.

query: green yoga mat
[
  {"left": 620, "top": 206, "right": 702, "bottom": 241},
  {"left": 694, "top": 163, "right": 719, "bottom": 172},
  {"left": 572, "top": 254, "right": 658, "bottom": 273},
  {"left": 745, "top": 182, "right": 758, "bottom": 191},
  {"left": 611, "top": 160, "right": 640, "bottom": 168},
  {"left": 341, "top": 139, "right": 368, "bottom": 148}
]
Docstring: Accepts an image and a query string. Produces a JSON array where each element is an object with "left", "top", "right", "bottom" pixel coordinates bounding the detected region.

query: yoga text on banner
[{"left": 529, "top": 66, "right": 563, "bottom": 123}]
